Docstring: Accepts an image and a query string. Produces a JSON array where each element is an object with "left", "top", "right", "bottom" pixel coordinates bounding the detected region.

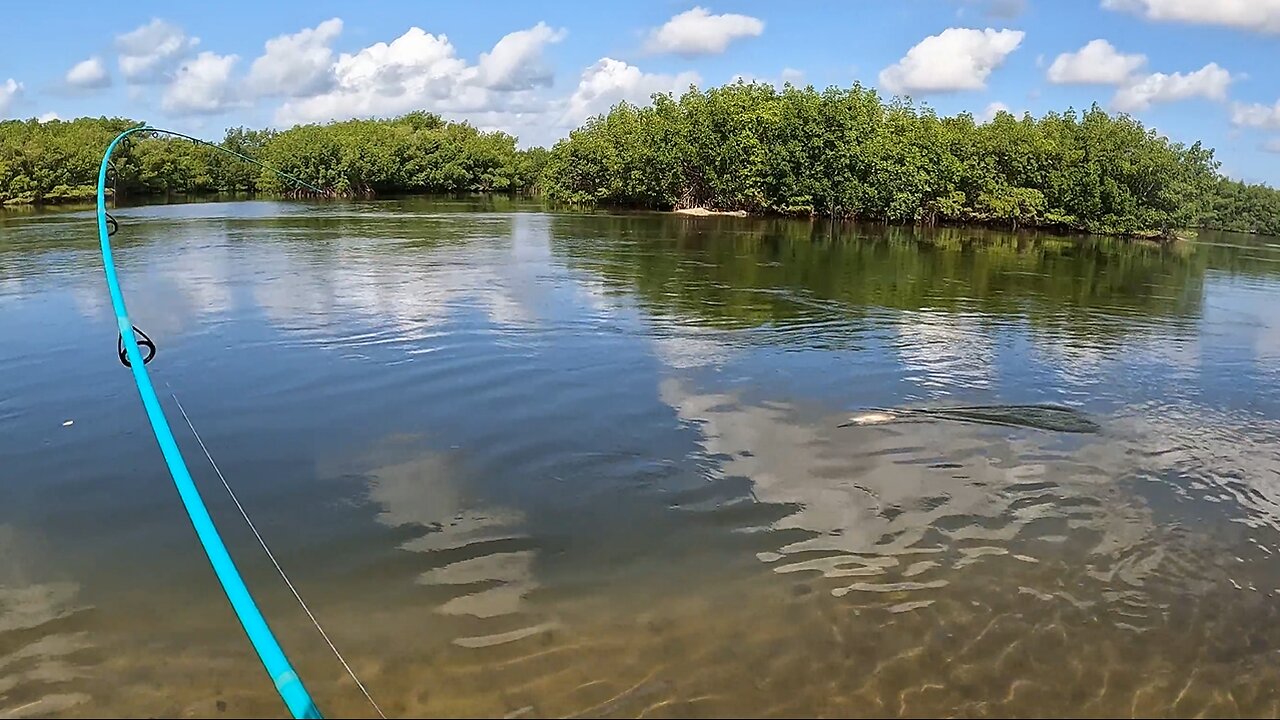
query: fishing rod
[{"left": 95, "top": 126, "right": 379, "bottom": 719}]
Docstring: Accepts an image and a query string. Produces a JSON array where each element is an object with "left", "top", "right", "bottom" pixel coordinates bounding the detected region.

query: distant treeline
[
  {"left": 0, "top": 112, "right": 545, "bottom": 205},
  {"left": 2, "top": 81, "right": 1279, "bottom": 237}
]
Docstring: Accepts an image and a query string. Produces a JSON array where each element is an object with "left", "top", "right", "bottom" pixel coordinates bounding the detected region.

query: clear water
[{"left": 4, "top": 198, "right": 1280, "bottom": 717}]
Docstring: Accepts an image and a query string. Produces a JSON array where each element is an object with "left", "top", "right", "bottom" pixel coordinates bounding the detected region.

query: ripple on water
[{"left": 7, "top": 206, "right": 1280, "bottom": 716}]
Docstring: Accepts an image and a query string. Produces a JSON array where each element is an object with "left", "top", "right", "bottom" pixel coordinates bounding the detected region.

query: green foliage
[
  {"left": 1205, "top": 176, "right": 1280, "bottom": 236},
  {"left": 3, "top": 88, "right": 1279, "bottom": 240},
  {"left": 0, "top": 113, "right": 530, "bottom": 204},
  {"left": 0, "top": 116, "right": 136, "bottom": 205},
  {"left": 541, "top": 81, "right": 1276, "bottom": 238}
]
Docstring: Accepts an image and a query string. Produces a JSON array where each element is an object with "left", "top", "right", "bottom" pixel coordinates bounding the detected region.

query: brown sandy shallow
[
  {"left": 5, "top": 547, "right": 1280, "bottom": 719},
  {"left": 8, "top": 404, "right": 1280, "bottom": 719}
]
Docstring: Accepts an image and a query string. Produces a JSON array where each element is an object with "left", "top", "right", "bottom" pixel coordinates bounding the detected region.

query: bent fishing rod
[{"left": 96, "top": 126, "right": 381, "bottom": 719}]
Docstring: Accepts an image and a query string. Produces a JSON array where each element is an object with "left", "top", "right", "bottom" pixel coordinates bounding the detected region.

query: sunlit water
[{"left": 5, "top": 198, "right": 1280, "bottom": 717}]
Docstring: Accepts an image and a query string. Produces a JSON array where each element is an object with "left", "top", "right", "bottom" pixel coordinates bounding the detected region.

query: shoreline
[
  {"left": 667, "top": 205, "right": 1195, "bottom": 242},
  {"left": 0, "top": 194, "right": 1203, "bottom": 243},
  {"left": 673, "top": 207, "right": 749, "bottom": 218}
]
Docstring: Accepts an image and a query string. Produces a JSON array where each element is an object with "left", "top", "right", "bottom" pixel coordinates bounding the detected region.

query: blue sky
[{"left": 4, "top": 0, "right": 1280, "bottom": 183}]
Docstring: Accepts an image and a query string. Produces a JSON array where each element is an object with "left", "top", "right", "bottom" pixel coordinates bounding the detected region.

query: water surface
[{"left": 5, "top": 199, "right": 1280, "bottom": 717}]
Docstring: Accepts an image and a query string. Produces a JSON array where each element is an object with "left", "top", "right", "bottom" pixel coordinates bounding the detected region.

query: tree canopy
[
  {"left": 2, "top": 82, "right": 1278, "bottom": 238},
  {"left": 0, "top": 112, "right": 537, "bottom": 205},
  {"left": 539, "top": 81, "right": 1245, "bottom": 237}
]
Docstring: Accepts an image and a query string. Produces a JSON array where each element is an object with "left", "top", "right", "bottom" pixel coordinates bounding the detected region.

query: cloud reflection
[{"left": 359, "top": 441, "right": 547, "bottom": 644}]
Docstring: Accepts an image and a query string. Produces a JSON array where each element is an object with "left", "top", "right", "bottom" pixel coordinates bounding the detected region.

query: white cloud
[
  {"left": 267, "top": 22, "right": 685, "bottom": 143},
  {"left": 645, "top": 7, "right": 764, "bottom": 55},
  {"left": 0, "top": 79, "right": 21, "bottom": 117},
  {"left": 247, "top": 18, "right": 343, "bottom": 98},
  {"left": 272, "top": 22, "right": 576, "bottom": 140},
  {"left": 878, "top": 27, "right": 1024, "bottom": 94},
  {"left": 476, "top": 22, "right": 567, "bottom": 91},
  {"left": 978, "top": 101, "right": 1011, "bottom": 121},
  {"left": 780, "top": 67, "right": 805, "bottom": 85},
  {"left": 38, "top": 111, "right": 60, "bottom": 123},
  {"left": 273, "top": 27, "right": 473, "bottom": 125},
  {"left": 562, "top": 58, "right": 700, "bottom": 125},
  {"left": 1102, "top": 0, "right": 1280, "bottom": 33},
  {"left": 1263, "top": 138, "right": 1280, "bottom": 153},
  {"left": 1112, "top": 62, "right": 1232, "bottom": 112},
  {"left": 162, "top": 51, "right": 242, "bottom": 115},
  {"left": 65, "top": 56, "right": 110, "bottom": 89},
  {"left": 453, "top": 110, "right": 559, "bottom": 147},
  {"left": 1232, "top": 100, "right": 1280, "bottom": 128},
  {"left": 1047, "top": 39, "right": 1146, "bottom": 85},
  {"left": 115, "top": 19, "right": 198, "bottom": 83}
]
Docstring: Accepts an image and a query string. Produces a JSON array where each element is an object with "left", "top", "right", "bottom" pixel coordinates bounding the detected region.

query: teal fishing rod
[{"left": 96, "top": 126, "right": 326, "bottom": 719}]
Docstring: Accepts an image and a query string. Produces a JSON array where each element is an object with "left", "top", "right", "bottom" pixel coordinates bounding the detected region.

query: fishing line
[
  {"left": 95, "top": 125, "right": 359, "bottom": 719},
  {"left": 168, "top": 387, "right": 387, "bottom": 719}
]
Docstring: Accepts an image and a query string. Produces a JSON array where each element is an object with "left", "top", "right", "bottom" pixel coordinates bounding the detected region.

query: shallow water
[{"left": 5, "top": 198, "right": 1280, "bottom": 717}]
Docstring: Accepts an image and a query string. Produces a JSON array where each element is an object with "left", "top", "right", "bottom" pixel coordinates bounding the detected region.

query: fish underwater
[{"left": 840, "top": 404, "right": 1101, "bottom": 434}]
